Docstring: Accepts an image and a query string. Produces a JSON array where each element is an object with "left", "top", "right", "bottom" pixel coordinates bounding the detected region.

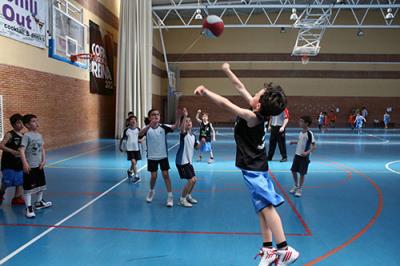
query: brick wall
[
  {"left": 0, "top": 64, "right": 115, "bottom": 149},
  {"left": 178, "top": 96, "right": 400, "bottom": 127}
]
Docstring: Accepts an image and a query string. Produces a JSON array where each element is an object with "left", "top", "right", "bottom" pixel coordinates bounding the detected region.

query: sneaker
[
  {"left": 276, "top": 246, "right": 299, "bottom": 265},
  {"left": 178, "top": 197, "right": 192, "bottom": 208},
  {"left": 255, "top": 247, "right": 277, "bottom": 266},
  {"left": 197, "top": 155, "right": 202, "bottom": 162},
  {"left": 25, "top": 206, "right": 36, "bottom": 218},
  {"left": 127, "top": 170, "right": 133, "bottom": 180},
  {"left": 186, "top": 195, "right": 198, "bottom": 204},
  {"left": 132, "top": 176, "right": 142, "bottom": 184},
  {"left": 280, "top": 158, "right": 288, "bottom": 162},
  {"left": 294, "top": 188, "right": 302, "bottom": 197},
  {"left": 208, "top": 158, "right": 214, "bottom": 164},
  {"left": 166, "top": 196, "right": 174, "bottom": 207},
  {"left": 35, "top": 200, "right": 52, "bottom": 210},
  {"left": 12, "top": 196, "right": 25, "bottom": 205},
  {"left": 146, "top": 190, "right": 155, "bottom": 203},
  {"left": 289, "top": 186, "right": 298, "bottom": 194}
]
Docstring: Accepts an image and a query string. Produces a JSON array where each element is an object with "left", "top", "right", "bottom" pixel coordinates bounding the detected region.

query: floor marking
[{"left": 385, "top": 160, "right": 400, "bottom": 175}]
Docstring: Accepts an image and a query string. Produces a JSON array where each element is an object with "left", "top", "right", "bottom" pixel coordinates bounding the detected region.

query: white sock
[
  {"left": 187, "top": 194, "right": 192, "bottom": 199},
  {"left": 24, "top": 194, "right": 32, "bottom": 207},
  {"left": 37, "top": 191, "right": 43, "bottom": 202},
  {"left": 168, "top": 192, "right": 173, "bottom": 197}
]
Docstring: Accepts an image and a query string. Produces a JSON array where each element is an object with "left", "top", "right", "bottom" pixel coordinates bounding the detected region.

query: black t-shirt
[
  {"left": 199, "top": 122, "right": 212, "bottom": 142},
  {"left": 1, "top": 130, "right": 23, "bottom": 170},
  {"left": 234, "top": 114, "right": 268, "bottom": 171}
]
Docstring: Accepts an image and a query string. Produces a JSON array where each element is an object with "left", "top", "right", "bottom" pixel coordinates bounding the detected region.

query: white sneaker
[
  {"left": 178, "top": 197, "right": 192, "bottom": 208},
  {"left": 166, "top": 196, "right": 174, "bottom": 207},
  {"left": 132, "top": 176, "right": 141, "bottom": 184},
  {"left": 35, "top": 200, "right": 52, "bottom": 210},
  {"left": 186, "top": 195, "right": 198, "bottom": 204},
  {"left": 276, "top": 246, "right": 299, "bottom": 265},
  {"left": 294, "top": 188, "right": 302, "bottom": 197},
  {"left": 146, "top": 190, "right": 155, "bottom": 203},
  {"left": 207, "top": 158, "right": 214, "bottom": 164},
  {"left": 25, "top": 206, "right": 36, "bottom": 218},
  {"left": 255, "top": 247, "right": 277, "bottom": 266},
  {"left": 289, "top": 186, "right": 298, "bottom": 194}
]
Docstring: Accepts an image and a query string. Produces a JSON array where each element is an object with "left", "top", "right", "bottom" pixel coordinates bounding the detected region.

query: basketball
[{"left": 202, "top": 15, "right": 224, "bottom": 38}]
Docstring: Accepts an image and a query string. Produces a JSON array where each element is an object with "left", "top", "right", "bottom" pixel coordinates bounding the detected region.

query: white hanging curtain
[{"left": 115, "top": 0, "right": 152, "bottom": 138}]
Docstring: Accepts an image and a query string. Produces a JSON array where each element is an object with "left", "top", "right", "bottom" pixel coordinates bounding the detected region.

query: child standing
[
  {"left": 318, "top": 112, "right": 325, "bottom": 132},
  {"left": 0, "top": 114, "right": 25, "bottom": 206},
  {"left": 176, "top": 114, "right": 200, "bottom": 207},
  {"left": 383, "top": 111, "right": 391, "bottom": 129},
  {"left": 195, "top": 110, "right": 216, "bottom": 163},
  {"left": 289, "top": 116, "right": 317, "bottom": 197},
  {"left": 139, "top": 109, "right": 179, "bottom": 207},
  {"left": 120, "top": 115, "right": 142, "bottom": 183},
  {"left": 195, "top": 62, "right": 299, "bottom": 266},
  {"left": 19, "top": 114, "right": 52, "bottom": 218},
  {"left": 354, "top": 112, "right": 367, "bottom": 134}
]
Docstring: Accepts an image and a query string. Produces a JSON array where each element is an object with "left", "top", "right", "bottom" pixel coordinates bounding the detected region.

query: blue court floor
[{"left": 1, "top": 128, "right": 400, "bottom": 265}]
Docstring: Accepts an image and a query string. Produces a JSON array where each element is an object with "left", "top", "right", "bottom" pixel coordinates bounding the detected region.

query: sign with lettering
[{"left": 0, "top": 0, "right": 47, "bottom": 48}]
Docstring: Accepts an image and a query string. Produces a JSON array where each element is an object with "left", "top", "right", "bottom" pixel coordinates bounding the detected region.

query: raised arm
[
  {"left": 221, "top": 62, "right": 252, "bottom": 105},
  {"left": 139, "top": 125, "right": 151, "bottom": 138},
  {"left": 195, "top": 109, "right": 202, "bottom": 123},
  {"left": 195, "top": 85, "right": 259, "bottom": 127}
]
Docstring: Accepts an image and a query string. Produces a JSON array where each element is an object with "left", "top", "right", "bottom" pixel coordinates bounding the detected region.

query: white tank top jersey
[
  {"left": 124, "top": 127, "right": 140, "bottom": 151},
  {"left": 295, "top": 130, "right": 316, "bottom": 156},
  {"left": 271, "top": 108, "right": 289, "bottom": 126},
  {"left": 176, "top": 132, "right": 198, "bottom": 165},
  {"left": 145, "top": 124, "right": 174, "bottom": 160}
]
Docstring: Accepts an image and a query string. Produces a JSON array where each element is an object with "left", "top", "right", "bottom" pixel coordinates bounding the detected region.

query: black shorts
[
  {"left": 291, "top": 155, "right": 310, "bottom": 175},
  {"left": 176, "top": 163, "right": 196, "bottom": 179},
  {"left": 23, "top": 167, "right": 47, "bottom": 194},
  {"left": 148, "top": 158, "right": 170, "bottom": 172},
  {"left": 127, "top": 151, "right": 141, "bottom": 161}
]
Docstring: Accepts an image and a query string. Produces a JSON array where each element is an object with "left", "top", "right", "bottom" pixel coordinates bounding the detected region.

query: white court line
[
  {"left": 385, "top": 160, "right": 400, "bottom": 175},
  {"left": 367, "top": 133, "right": 390, "bottom": 144},
  {"left": 0, "top": 142, "right": 179, "bottom": 265}
]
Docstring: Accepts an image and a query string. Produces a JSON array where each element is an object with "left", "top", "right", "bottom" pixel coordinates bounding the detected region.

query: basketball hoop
[
  {"left": 70, "top": 53, "right": 96, "bottom": 69},
  {"left": 301, "top": 55, "right": 310, "bottom": 65}
]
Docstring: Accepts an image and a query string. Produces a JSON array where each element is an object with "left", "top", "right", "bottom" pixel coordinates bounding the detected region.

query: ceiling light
[
  {"left": 356, "top": 28, "right": 364, "bottom": 36},
  {"left": 290, "top": 9, "right": 298, "bottom": 21},
  {"left": 195, "top": 8, "right": 203, "bottom": 20}
]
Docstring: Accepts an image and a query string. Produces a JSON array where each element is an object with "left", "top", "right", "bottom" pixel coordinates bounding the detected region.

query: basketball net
[
  {"left": 301, "top": 55, "right": 310, "bottom": 65},
  {"left": 70, "top": 53, "right": 96, "bottom": 69}
]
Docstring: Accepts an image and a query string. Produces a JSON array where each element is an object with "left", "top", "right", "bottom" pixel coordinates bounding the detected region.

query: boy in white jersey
[
  {"left": 289, "top": 116, "right": 317, "bottom": 197},
  {"left": 120, "top": 115, "right": 143, "bottom": 183},
  {"left": 176, "top": 114, "right": 200, "bottom": 207},
  {"left": 139, "top": 109, "right": 180, "bottom": 207}
]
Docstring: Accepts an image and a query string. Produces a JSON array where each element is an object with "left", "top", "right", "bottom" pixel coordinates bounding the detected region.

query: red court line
[
  {"left": 304, "top": 161, "right": 383, "bottom": 265},
  {"left": 269, "top": 170, "right": 313, "bottom": 236},
  {"left": 0, "top": 223, "right": 309, "bottom": 237}
]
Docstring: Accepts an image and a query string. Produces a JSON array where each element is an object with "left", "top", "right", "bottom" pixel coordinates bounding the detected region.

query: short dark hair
[
  {"left": 301, "top": 115, "right": 312, "bottom": 126},
  {"left": 259, "top": 83, "right": 287, "bottom": 117},
  {"left": 127, "top": 111, "right": 134, "bottom": 116},
  {"left": 147, "top": 109, "right": 158, "bottom": 117},
  {"left": 128, "top": 115, "right": 137, "bottom": 121},
  {"left": 144, "top": 117, "right": 150, "bottom": 125},
  {"left": 22, "top": 114, "right": 37, "bottom": 125},
  {"left": 9, "top": 113, "right": 23, "bottom": 126}
]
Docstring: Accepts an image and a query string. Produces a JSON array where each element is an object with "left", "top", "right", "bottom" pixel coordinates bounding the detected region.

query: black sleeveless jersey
[
  {"left": 1, "top": 130, "right": 23, "bottom": 170},
  {"left": 234, "top": 114, "right": 268, "bottom": 171},
  {"left": 199, "top": 122, "right": 212, "bottom": 142}
]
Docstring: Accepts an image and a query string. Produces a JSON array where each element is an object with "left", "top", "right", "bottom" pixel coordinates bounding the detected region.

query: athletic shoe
[
  {"left": 35, "top": 200, "right": 52, "bottom": 209},
  {"left": 178, "top": 197, "right": 192, "bottom": 208},
  {"left": 276, "top": 246, "right": 300, "bottom": 265},
  {"left": 280, "top": 158, "right": 288, "bottom": 162},
  {"left": 132, "top": 176, "right": 141, "bottom": 184},
  {"left": 166, "top": 195, "right": 174, "bottom": 207},
  {"left": 208, "top": 158, "right": 214, "bottom": 164},
  {"left": 146, "top": 190, "right": 155, "bottom": 203},
  {"left": 25, "top": 206, "right": 36, "bottom": 218},
  {"left": 127, "top": 170, "right": 133, "bottom": 181},
  {"left": 294, "top": 188, "right": 302, "bottom": 197},
  {"left": 197, "top": 155, "right": 202, "bottom": 162},
  {"left": 186, "top": 195, "right": 198, "bottom": 204},
  {"left": 11, "top": 196, "right": 25, "bottom": 205},
  {"left": 289, "top": 186, "right": 298, "bottom": 194},
  {"left": 255, "top": 247, "right": 277, "bottom": 266}
]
